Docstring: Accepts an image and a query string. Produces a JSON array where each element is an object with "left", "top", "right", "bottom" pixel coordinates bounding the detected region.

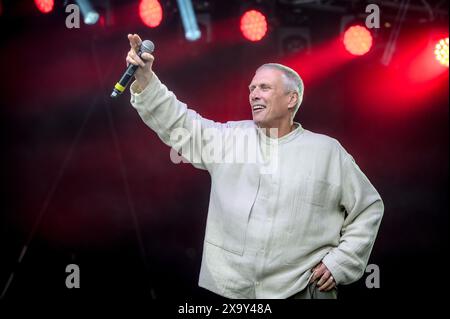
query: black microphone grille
[{"left": 141, "top": 40, "right": 155, "bottom": 53}]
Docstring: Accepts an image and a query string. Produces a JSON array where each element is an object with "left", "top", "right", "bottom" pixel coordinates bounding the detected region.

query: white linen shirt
[{"left": 130, "top": 74, "right": 384, "bottom": 299}]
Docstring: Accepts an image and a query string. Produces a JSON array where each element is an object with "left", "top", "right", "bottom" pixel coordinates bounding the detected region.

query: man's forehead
[{"left": 250, "top": 67, "right": 283, "bottom": 84}]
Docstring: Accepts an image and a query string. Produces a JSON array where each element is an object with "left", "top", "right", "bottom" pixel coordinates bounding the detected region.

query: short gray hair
[{"left": 257, "top": 63, "right": 304, "bottom": 118}]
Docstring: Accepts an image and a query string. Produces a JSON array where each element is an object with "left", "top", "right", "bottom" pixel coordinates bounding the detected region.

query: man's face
[{"left": 249, "top": 67, "right": 293, "bottom": 128}]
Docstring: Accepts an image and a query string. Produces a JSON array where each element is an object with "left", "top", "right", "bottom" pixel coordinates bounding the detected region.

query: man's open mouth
[{"left": 252, "top": 104, "right": 266, "bottom": 112}]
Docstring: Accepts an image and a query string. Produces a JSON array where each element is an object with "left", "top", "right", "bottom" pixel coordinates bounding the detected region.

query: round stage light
[
  {"left": 139, "top": 0, "right": 163, "bottom": 28},
  {"left": 343, "top": 25, "right": 373, "bottom": 56},
  {"left": 240, "top": 9, "right": 268, "bottom": 42},
  {"left": 34, "top": 0, "right": 54, "bottom": 14},
  {"left": 434, "top": 37, "right": 449, "bottom": 67}
]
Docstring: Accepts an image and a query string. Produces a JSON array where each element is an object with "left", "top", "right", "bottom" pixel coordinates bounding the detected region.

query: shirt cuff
[
  {"left": 130, "top": 72, "right": 159, "bottom": 104},
  {"left": 321, "top": 253, "right": 345, "bottom": 286}
]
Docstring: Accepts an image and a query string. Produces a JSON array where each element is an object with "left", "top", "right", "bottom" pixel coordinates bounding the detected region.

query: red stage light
[
  {"left": 34, "top": 0, "right": 54, "bottom": 14},
  {"left": 343, "top": 25, "right": 373, "bottom": 56},
  {"left": 434, "top": 37, "right": 449, "bottom": 67},
  {"left": 139, "top": 0, "right": 163, "bottom": 28},
  {"left": 240, "top": 10, "right": 268, "bottom": 42}
]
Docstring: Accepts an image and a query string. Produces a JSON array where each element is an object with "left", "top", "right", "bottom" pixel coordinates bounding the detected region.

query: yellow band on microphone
[{"left": 114, "top": 83, "right": 125, "bottom": 92}]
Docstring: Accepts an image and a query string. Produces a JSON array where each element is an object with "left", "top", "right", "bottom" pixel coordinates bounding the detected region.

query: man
[{"left": 125, "top": 33, "right": 384, "bottom": 299}]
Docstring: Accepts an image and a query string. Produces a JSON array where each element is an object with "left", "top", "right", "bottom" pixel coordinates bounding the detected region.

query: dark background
[{"left": 0, "top": 0, "right": 448, "bottom": 307}]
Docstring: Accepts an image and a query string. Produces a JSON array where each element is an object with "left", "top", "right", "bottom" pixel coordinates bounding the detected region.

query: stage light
[
  {"left": 139, "top": 0, "right": 163, "bottom": 28},
  {"left": 176, "top": 0, "right": 201, "bottom": 41},
  {"left": 240, "top": 9, "right": 268, "bottom": 42},
  {"left": 343, "top": 25, "right": 373, "bottom": 56},
  {"left": 75, "top": 0, "right": 99, "bottom": 25},
  {"left": 434, "top": 37, "right": 449, "bottom": 67},
  {"left": 34, "top": 0, "right": 54, "bottom": 14}
]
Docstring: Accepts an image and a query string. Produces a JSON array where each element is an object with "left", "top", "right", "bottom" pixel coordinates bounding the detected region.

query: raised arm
[{"left": 126, "top": 34, "right": 225, "bottom": 171}]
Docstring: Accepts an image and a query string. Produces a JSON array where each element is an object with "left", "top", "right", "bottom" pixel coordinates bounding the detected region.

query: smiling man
[
  {"left": 249, "top": 64, "right": 301, "bottom": 138},
  {"left": 126, "top": 33, "right": 384, "bottom": 299}
]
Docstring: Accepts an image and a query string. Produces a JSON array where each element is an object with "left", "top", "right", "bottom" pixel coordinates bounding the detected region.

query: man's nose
[{"left": 250, "top": 92, "right": 260, "bottom": 101}]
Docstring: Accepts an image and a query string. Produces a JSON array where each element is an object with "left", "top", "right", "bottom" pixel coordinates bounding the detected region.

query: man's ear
[{"left": 287, "top": 92, "right": 299, "bottom": 110}]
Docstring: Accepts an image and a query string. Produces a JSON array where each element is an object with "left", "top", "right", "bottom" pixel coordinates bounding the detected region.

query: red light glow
[{"left": 34, "top": 0, "right": 54, "bottom": 14}]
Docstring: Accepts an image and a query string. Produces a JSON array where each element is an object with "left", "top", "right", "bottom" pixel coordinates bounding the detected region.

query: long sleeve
[
  {"left": 322, "top": 154, "right": 384, "bottom": 285},
  {"left": 130, "top": 74, "right": 225, "bottom": 171}
]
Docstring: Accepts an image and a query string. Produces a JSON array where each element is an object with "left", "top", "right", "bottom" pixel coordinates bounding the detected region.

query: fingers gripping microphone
[{"left": 111, "top": 40, "right": 155, "bottom": 98}]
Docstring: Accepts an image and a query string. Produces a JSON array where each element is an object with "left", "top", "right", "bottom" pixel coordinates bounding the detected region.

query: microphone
[{"left": 110, "top": 40, "right": 155, "bottom": 98}]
